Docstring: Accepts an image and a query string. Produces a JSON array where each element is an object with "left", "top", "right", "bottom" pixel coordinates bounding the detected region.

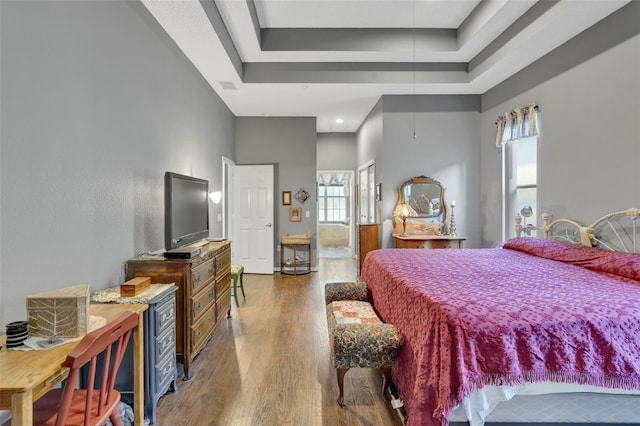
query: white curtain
[
  {"left": 495, "top": 104, "right": 538, "bottom": 147},
  {"left": 318, "top": 172, "right": 349, "bottom": 188}
]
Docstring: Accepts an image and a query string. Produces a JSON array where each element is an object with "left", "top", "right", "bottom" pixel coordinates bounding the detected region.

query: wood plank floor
[{"left": 155, "top": 257, "right": 404, "bottom": 425}]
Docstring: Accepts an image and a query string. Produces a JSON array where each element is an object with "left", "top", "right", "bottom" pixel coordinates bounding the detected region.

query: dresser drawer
[
  {"left": 154, "top": 296, "right": 176, "bottom": 334},
  {"left": 215, "top": 272, "right": 231, "bottom": 298},
  {"left": 155, "top": 352, "right": 177, "bottom": 394},
  {"left": 216, "top": 286, "right": 231, "bottom": 323},
  {"left": 215, "top": 247, "right": 231, "bottom": 279},
  {"left": 191, "top": 282, "right": 215, "bottom": 322},
  {"left": 191, "top": 259, "right": 215, "bottom": 293},
  {"left": 155, "top": 326, "right": 176, "bottom": 362},
  {"left": 191, "top": 306, "right": 215, "bottom": 356}
]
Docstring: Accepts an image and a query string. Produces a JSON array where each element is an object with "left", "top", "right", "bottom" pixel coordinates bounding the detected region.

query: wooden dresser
[
  {"left": 392, "top": 234, "right": 466, "bottom": 249},
  {"left": 125, "top": 240, "right": 231, "bottom": 381},
  {"left": 357, "top": 223, "right": 379, "bottom": 276}
]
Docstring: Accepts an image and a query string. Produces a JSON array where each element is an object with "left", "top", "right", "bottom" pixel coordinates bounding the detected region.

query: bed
[{"left": 360, "top": 208, "right": 640, "bottom": 426}]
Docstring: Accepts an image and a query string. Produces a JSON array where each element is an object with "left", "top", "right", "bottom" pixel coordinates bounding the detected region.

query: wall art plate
[{"left": 295, "top": 188, "right": 309, "bottom": 204}]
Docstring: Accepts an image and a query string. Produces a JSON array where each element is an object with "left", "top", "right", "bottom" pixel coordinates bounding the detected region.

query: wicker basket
[{"left": 281, "top": 232, "right": 311, "bottom": 244}]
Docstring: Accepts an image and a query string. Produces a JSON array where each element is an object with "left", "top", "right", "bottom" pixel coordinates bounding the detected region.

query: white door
[{"left": 232, "top": 165, "right": 274, "bottom": 274}]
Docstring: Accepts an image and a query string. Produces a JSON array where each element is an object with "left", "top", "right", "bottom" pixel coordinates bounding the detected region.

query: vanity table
[
  {"left": 393, "top": 234, "right": 466, "bottom": 249},
  {"left": 391, "top": 175, "right": 466, "bottom": 247}
]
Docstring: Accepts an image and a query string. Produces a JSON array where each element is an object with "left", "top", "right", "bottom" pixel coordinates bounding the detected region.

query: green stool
[{"left": 231, "top": 264, "right": 245, "bottom": 307}]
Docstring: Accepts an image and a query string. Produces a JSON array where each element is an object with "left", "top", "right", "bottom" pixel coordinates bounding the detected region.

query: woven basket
[{"left": 281, "top": 232, "right": 311, "bottom": 244}]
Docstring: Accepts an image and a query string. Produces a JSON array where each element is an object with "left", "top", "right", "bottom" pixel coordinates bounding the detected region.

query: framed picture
[
  {"left": 289, "top": 207, "right": 302, "bottom": 222},
  {"left": 282, "top": 191, "right": 292, "bottom": 205}
]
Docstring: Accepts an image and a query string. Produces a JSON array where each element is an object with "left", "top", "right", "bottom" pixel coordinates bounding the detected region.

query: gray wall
[
  {"left": 317, "top": 133, "right": 357, "bottom": 170},
  {"left": 235, "top": 117, "right": 318, "bottom": 268},
  {"left": 381, "top": 96, "right": 481, "bottom": 248},
  {"left": 356, "top": 95, "right": 481, "bottom": 248},
  {"left": 0, "top": 1, "right": 235, "bottom": 327},
  {"left": 480, "top": 1, "right": 640, "bottom": 245}
]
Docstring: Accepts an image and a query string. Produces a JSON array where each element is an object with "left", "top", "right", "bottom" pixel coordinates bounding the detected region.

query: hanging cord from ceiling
[{"left": 412, "top": 0, "right": 417, "bottom": 141}]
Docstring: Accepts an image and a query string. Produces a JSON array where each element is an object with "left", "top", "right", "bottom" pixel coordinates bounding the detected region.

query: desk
[
  {"left": 393, "top": 234, "right": 467, "bottom": 249},
  {"left": 0, "top": 303, "right": 148, "bottom": 426}
]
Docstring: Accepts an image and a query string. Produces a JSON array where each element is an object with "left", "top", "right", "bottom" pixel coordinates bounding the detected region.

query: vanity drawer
[
  {"left": 191, "top": 282, "right": 215, "bottom": 322},
  {"left": 418, "top": 240, "right": 464, "bottom": 249},
  {"left": 154, "top": 295, "right": 176, "bottom": 334},
  {"left": 191, "top": 306, "right": 215, "bottom": 356},
  {"left": 191, "top": 259, "right": 215, "bottom": 293},
  {"left": 155, "top": 326, "right": 176, "bottom": 362}
]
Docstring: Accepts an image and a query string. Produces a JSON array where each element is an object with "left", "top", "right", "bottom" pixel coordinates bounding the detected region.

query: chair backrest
[{"left": 55, "top": 311, "right": 138, "bottom": 426}]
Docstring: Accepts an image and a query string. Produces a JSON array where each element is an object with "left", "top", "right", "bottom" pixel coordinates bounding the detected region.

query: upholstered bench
[{"left": 324, "top": 281, "right": 401, "bottom": 406}]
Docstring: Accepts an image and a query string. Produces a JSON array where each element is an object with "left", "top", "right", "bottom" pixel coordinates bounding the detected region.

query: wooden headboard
[{"left": 515, "top": 208, "right": 640, "bottom": 253}]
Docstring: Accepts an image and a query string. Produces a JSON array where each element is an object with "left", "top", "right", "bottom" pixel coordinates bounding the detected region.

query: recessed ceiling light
[{"left": 335, "top": 118, "right": 344, "bottom": 124}]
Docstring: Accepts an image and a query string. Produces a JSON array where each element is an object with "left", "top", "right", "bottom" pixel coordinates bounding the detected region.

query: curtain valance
[
  {"left": 318, "top": 172, "right": 349, "bottom": 186},
  {"left": 495, "top": 104, "right": 539, "bottom": 147}
]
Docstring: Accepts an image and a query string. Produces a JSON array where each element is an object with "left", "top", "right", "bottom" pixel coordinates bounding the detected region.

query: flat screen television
[{"left": 164, "top": 172, "right": 209, "bottom": 250}]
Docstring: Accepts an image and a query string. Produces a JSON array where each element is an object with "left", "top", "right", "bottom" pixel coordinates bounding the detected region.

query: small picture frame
[
  {"left": 289, "top": 207, "right": 302, "bottom": 222},
  {"left": 282, "top": 191, "right": 292, "bottom": 205}
]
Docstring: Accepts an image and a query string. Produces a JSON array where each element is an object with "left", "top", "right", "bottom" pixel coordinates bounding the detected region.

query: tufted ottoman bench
[{"left": 325, "top": 282, "right": 401, "bottom": 406}]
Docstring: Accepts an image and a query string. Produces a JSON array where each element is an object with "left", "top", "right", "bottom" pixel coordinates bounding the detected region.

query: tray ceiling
[{"left": 142, "top": 0, "right": 630, "bottom": 132}]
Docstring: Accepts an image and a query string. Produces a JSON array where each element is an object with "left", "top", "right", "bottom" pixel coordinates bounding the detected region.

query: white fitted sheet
[{"left": 449, "top": 381, "right": 640, "bottom": 425}]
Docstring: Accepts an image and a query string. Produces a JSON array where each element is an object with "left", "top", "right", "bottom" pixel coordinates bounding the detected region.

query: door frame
[
  {"left": 222, "top": 156, "right": 235, "bottom": 241},
  {"left": 316, "top": 170, "right": 355, "bottom": 257},
  {"left": 230, "top": 164, "right": 275, "bottom": 273}
]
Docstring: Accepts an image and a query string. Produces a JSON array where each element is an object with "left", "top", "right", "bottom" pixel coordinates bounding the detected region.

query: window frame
[
  {"left": 502, "top": 136, "right": 538, "bottom": 240},
  {"left": 318, "top": 184, "right": 349, "bottom": 224}
]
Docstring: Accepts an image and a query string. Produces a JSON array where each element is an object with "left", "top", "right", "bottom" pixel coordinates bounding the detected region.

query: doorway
[
  {"left": 317, "top": 170, "right": 354, "bottom": 258},
  {"left": 231, "top": 164, "right": 275, "bottom": 274}
]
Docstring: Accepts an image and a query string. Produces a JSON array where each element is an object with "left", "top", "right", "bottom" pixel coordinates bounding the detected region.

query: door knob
[{"left": 266, "top": 223, "right": 273, "bottom": 227}]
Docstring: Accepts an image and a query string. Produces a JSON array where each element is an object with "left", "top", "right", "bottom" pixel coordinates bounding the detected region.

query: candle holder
[
  {"left": 449, "top": 203, "right": 457, "bottom": 237},
  {"left": 399, "top": 203, "right": 410, "bottom": 237},
  {"left": 400, "top": 215, "right": 409, "bottom": 237}
]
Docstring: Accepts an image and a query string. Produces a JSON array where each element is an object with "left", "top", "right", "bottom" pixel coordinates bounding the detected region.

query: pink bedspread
[{"left": 360, "top": 239, "right": 640, "bottom": 426}]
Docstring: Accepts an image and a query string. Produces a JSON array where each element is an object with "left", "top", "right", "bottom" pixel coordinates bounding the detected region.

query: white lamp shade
[{"left": 209, "top": 191, "right": 222, "bottom": 204}]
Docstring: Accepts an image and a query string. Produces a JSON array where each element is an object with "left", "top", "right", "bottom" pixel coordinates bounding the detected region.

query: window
[
  {"left": 503, "top": 136, "right": 537, "bottom": 239},
  {"left": 319, "top": 185, "right": 348, "bottom": 223}
]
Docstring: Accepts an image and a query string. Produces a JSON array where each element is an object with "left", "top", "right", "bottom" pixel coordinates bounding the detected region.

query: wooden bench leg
[
  {"left": 336, "top": 368, "right": 348, "bottom": 406},
  {"left": 381, "top": 367, "right": 392, "bottom": 403}
]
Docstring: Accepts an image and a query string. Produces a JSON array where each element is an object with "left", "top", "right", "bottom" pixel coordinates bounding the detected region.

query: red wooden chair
[{"left": 23, "top": 311, "right": 137, "bottom": 426}]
